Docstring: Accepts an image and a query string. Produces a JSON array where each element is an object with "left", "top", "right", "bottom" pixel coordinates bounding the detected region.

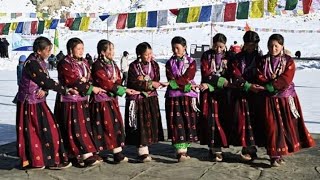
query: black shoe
[
  {"left": 83, "top": 156, "right": 101, "bottom": 166},
  {"left": 208, "top": 150, "right": 223, "bottom": 162},
  {"left": 49, "top": 162, "right": 72, "bottom": 170},
  {"left": 114, "top": 152, "right": 128, "bottom": 163},
  {"left": 138, "top": 154, "right": 152, "bottom": 163}
]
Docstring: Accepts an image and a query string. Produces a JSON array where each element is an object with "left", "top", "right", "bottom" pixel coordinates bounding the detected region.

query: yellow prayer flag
[
  {"left": 10, "top": 22, "right": 18, "bottom": 31},
  {"left": 250, "top": 0, "right": 264, "bottom": 18},
  {"left": 79, "top": 17, "right": 90, "bottom": 31},
  {"left": 187, "top": 7, "right": 201, "bottom": 23},
  {"left": 297, "top": 9, "right": 304, "bottom": 15},
  {"left": 36, "top": 12, "right": 43, "bottom": 19},
  {"left": 44, "top": 19, "right": 52, "bottom": 29},
  {"left": 268, "top": 0, "right": 277, "bottom": 14},
  {"left": 136, "top": 12, "right": 147, "bottom": 27}
]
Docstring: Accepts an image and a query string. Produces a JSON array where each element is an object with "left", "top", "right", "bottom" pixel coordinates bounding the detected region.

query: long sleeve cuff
[
  {"left": 116, "top": 86, "right": 126, "bottom": 96},
  {"left": 184, "top": 83, "right": 192, "bottom": 92},
  {"left": 265, "top": 83, "right": 275, "bottom": 93},
  {"left": 207, "top": 83, "right": 214, "bottom": 92},
  {"left": 243, "top": 82, "right": 252, "bottom": 92},
  {"left": 169, "top": 80, "right": 179, "bottom": 89},
  {"left": 86, "top": 85, "right": 93, "bottom": 95},
  {"left": 217, "top": 77, "right": 226, "bottom": 89}
]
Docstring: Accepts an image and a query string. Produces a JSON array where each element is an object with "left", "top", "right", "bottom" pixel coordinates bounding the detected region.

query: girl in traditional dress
[
  {"left": 16, "top": 36, "right": 73, "bottom": 170},
  {"left": 165, "top": 36, "right": 199, "bottom": 162},
  {"left": 125, "top": 42, "right": 165, "bottom": 162},
  {"left": 256, "top": 34, "right": 315, "bottom": 167},
  {"left": 227, "top": 31, "right": 265, "bottom": 161},
  {"left": 198, "top": 33, "right": 230, "bottom": 162},
  {"left": 55, "top": 38, "right": 105, "bottom": 167},
  {"left": 90, "top": 40, "right": 139, "bottom": 163}
]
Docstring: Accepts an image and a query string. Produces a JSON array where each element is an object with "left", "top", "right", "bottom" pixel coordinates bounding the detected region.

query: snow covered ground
[{"left": 0, "top": 0, "right": 320, "bottom": 145}]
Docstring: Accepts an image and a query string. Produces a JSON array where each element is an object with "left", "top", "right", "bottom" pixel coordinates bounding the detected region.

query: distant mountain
[{"left": 30, "top": 0, "right": 73, "bottom": 13}]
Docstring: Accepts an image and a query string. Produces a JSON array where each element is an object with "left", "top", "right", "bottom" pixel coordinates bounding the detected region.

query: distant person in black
[
  {"left": 3, "top": 38, "right": 9, "bottom": 58},
  {"left": 295, "top": 51, "right": 301, "bottom": 58},
  {"left": 0, "top": 38, "right": 4, "bottom": 58},
  {"left": 48, "top": 54, "right": 57, "bottom": 70},
  {"left": 85, "top": 53, "right": 94, "bottom": 66},
  {"left": 56, "top": 51, "right": 65, "bottom": 62}
]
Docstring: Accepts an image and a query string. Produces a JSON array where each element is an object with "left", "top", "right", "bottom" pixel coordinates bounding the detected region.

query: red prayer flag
[
  {"left": 65, "top": 18, "right": 74, "bottom": 28},
  {"left": 31, "top": 21, "right": 38, "bottom": 34},
  {"left": 303, "top": 0, "right": 313, "bottom": 14},
  {"left": 0, "top": 23, "right": 4, "bottom": 35},
  {"left": 169, "top": 9, "right": 179, "bottom": 16},
  {"left": 116, "top": 14, "right": 128, "bottom": 29},
  {"left": 224, "top": 3, "right": 237, "bottom": 22}
]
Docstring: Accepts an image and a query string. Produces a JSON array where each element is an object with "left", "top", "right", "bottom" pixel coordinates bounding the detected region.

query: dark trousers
[{"left": 122, "top": 72, "right": 128, "bottom": 86}]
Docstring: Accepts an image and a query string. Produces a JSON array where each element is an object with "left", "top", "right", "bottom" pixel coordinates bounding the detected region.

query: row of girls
[{"left": 16, "top": 31, "right": 315, "bottom": 170}]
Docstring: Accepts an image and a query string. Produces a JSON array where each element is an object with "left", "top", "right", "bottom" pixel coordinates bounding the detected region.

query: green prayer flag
[
  {"left": 176, "top": 8, "right": 189, "bottom": 23},
  {"left": 3, "top": 23, "right": 10, "bottom": 35},
  {"left": 236, "top": 2, "right": 249, "bottom": 19},
  {"left": 285, "top": 0, "right": 298, "bottom": 10},
  {"left": 37, "top": 21, "right": 45, "bottom": 34},
  {"left": 127, "top": 13, "right": 136, "bottom": 28},
  {"left": 70, "top": 17, "right": 82, "bottom": 30},
  {"left": 54, "top": 29, "right": 59, "bottom": 54}
]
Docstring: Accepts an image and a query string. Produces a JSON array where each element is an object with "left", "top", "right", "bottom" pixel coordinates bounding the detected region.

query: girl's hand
[
  {"left": 126, "top": 88, "right": 140, "bottom": 95},
  {"left": 250, "top": 84, "right": 265, "bottom": 93},
  {"left": 92, "top": 87, "right": 106, "bottom": 94},
  {"left": 67, "top": 88, "right": 79, "bottom": 95},
  {"left": 191, "top": 84, "right": 199, "bottom": 92},
  {"left": 137, "top": 75, "right": 144, "bottom": 81},
  {"left": 80, "top": 77, "right": 87, "bottom": 82},
  {"left": 36, "top": 89, "right": 46, "bottom": 98},
  {"left": 159, "top": 82, "right": 169, "bottom": 88},
  {"left": 199, "top": 83, "right": 208, "bottom": 91},
  {"left": 152, "top": 81, "right": 161, "bottom": 89},
  {"left": 223, "top": 80, "right": 229, "bottom": 87}
]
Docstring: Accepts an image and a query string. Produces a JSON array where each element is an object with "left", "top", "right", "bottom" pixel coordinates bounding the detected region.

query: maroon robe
[
  {"left": 256, "top": 54, "right": 315, "bottom": 156},
  {"left": 198, "top": 49, "right": 228, "bottom": 148},
  {"left": 90, "top": 58, "right": 125, "bottom": 151},
  {"left": 224, "top": 51, "right": 263, "bottom": 147},
  {"left": 165, "top": 55, "right": 198, "bottom": 144},
  {"left": 16, "top": 53, "right": 68, "bottom": 168},
  {"left": 55, "top": 55, "right": 97, "bottom": 157},
  {"left": 125, "top": 59, "right": 164, "bottom": 146}
]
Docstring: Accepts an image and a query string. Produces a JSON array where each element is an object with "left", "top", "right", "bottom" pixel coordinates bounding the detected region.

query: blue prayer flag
[
  {"left": 49, "top": 19, "right": 59, "bottom": 29},
  {"left": 99, "top": 14, "right": 110, "bottom": 21},
  {"left": 147, "top": 11, "right": 157, "bottom": 27},
  {"left": 199, "top": 5, "right": 212, "bottom": 22},
  {"left": 15, "top": 22, "right": 24, "bottom": 33}
]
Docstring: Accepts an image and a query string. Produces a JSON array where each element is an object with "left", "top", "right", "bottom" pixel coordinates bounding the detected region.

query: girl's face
[
  {"left": 72, "top": 43, "right": 84, "bottom": 59},
  {"left": 37, "top": 45, "right": 52, "bottom": 60},
  {"left": 140, "top": 48, "right": 153, "bottom": 63},
  {"left": 268, "top": 40, "right": 283, "bottom": 56},
  {"left": 102, "top": 44, "right": 114, "bottom": 60},
  {"left": 212, "top": 42, "right": 226, "bottom": 54},
  {"left": 172, "top": 43, "right": 186, "bottom": 58},
  {"left": 244, "top": 42, "right": 258, "bottom": 53}
]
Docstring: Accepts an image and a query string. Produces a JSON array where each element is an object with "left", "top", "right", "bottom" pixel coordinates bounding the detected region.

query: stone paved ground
[{"left": 0, "top": 136, "right": 319, "bottom": 180}]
